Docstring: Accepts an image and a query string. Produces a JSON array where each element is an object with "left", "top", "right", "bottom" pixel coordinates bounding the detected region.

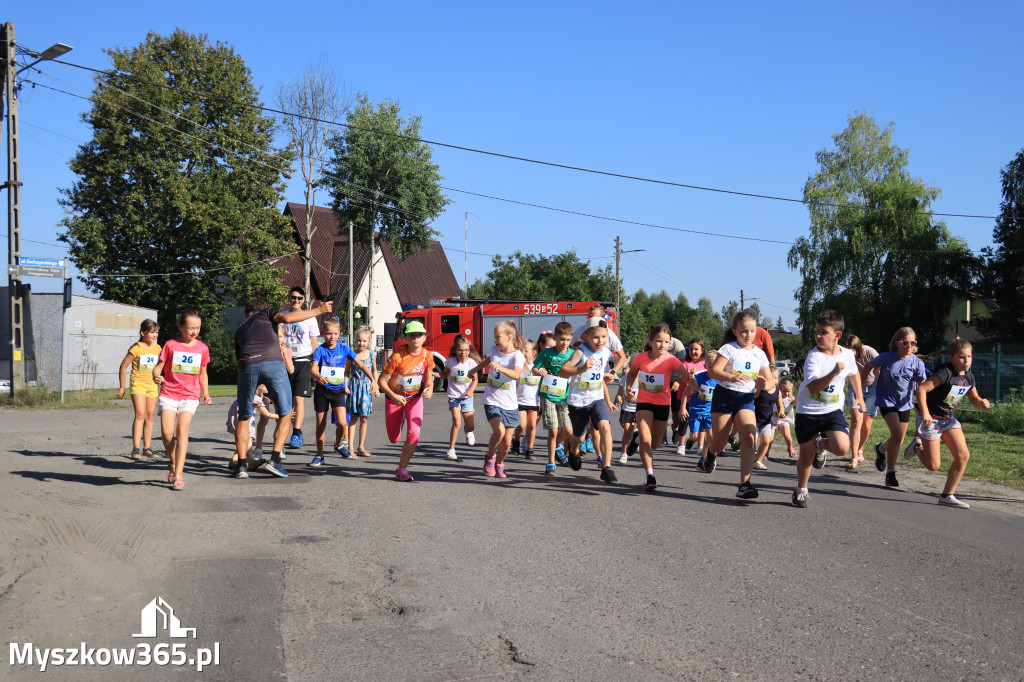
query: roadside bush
[{"left": 958, "top": 390, "right": 1024, "bottom": 436}]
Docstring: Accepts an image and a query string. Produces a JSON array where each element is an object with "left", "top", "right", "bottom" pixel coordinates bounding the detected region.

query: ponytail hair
[{"left": 495, "top": 320, "right": 525, "bottom": 351}]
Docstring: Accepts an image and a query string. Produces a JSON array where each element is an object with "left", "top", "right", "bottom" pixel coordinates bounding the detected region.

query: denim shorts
[
  {"left": 847, "top": 382, "right": 878, "bottom": 417},
  {"left": 448, "top": 396, "right": 475, "bottom": 413},
  {"left": 238, "top": 360, "right": 292, "bottom": 419},
  {"left": 484, "top": 404, "right": 519, "bottom": 427},
  {"left": 710, "top": 385, "right": 756, "bottom": 415}
]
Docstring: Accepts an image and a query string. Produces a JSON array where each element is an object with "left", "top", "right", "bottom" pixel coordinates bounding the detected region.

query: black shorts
[
  {"left": 313, "top": 385, "right": 347, "bottom": 413},
  {"left": 619, "top": 410, "right": 637, "bottom": 425},
  {"left": 568, "top": 400, "right": 611, "bottom": 436},
  {"left": 518, "top": 404, "right": 539, "bottom": 412},
  {"left": 635, "top": 402, "right": 670, "bottom": 422},
  {"left": 879, "top": 406, "right": 911, "bottom": 423},
  {"left": 795, "top": 410, "right": 849, "bottom": 444},
  {"left": 290, "top": 358, "right": 313, "bottom": 399}
]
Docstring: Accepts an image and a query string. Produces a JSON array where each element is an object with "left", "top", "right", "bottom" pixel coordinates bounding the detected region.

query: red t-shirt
[
  {"left": 158, "top": 338, "right": 210, "bottom": 400},
  {"left": 632, "top": 352, "right": 682, "bottom": 406}
]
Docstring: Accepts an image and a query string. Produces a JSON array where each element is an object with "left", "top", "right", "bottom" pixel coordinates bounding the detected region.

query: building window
[{"left": 440, "top": 315, "right": 460, "bottom": 333}]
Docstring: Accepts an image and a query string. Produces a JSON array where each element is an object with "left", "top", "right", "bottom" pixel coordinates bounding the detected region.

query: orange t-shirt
[
  {"left": 632, "top": 352, "right": 682, "bottom": 406},
  {"left": 383, "top": 349, "right": 432, "bottom": 397}
]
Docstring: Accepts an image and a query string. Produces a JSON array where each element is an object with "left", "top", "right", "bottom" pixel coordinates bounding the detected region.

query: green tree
[
  {"left": 325, "top": 96, "right": 449, "bottom": 324},
  {"left": 788, "top": 112, "right": 977, "bottom": 348},
  {"left": 775, "top": 316, "right": 786, "bottom": 331},
  {"left": 676, "top": 296, "right": 725, "bottom": 347},
  {"left": 987, "top": 147, "right": 1024, "bottom": 333},
  {"left": 720, "top": 300, "right": 740, "bottom": 327},
  {"left": 479, "top": 250, "right": 617, "bottom": 302},
  {"left": 773, "top": 333, "right": 806, "bottom": 363},
  {"left": 59, "top": 29, "right": 293, "bottom": 341}
]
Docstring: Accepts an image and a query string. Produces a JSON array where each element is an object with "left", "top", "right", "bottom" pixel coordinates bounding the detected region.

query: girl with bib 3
[
  {"left": 704, "top": 310, "right": 774, "bottom": 500},
  {"left": 153, "top": 309, "right": 212, "bottom": 490}
]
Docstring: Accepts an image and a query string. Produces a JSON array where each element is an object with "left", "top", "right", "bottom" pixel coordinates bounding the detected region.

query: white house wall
[{"left": 354, "top": 248, "right": 402, "bottom": 346}]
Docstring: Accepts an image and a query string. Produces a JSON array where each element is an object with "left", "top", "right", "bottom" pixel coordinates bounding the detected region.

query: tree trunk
[{"left": 303, "top": 197, "right": 315, "bottom": 309}]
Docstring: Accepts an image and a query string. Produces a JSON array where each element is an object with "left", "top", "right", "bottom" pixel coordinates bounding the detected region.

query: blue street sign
[{"left": 21, "top": 257, "right": 65, "bottom": 268}]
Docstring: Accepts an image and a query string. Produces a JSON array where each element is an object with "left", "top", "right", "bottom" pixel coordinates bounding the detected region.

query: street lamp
[{"left": 16, "top": 42, "right": 73, "bottom": 74}]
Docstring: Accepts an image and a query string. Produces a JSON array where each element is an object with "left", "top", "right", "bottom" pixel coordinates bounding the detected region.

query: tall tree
[
  {"left": 325, "top": 96, "right": 449, "bottom": 325},
  {"left": 479, "top": 250, "right": 617, "bottom": 302},
  {"left": 988, "top": 147, "right": 1024, "bottom": 333},
  {"left": 277, "top": 58, "right": 350, "bottom": 307},
  {"left": 788, "top": 112, "right": 977, "bottom": 347},
  {"left": 59, "top": 29, "right": 292, "bottom": 333}
]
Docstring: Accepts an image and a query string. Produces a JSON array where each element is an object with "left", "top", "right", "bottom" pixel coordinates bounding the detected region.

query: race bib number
[
  {"left": 639, "top": 372, "right": 665, "bottom": 393},
  {"left": 171, "top": 351, "right": 201, "bottom": 375},
  {"left": 522, "top": 374, "right": 542, "bottom": 386},
  {"left": 138, "top": 354, "right": 158, "bottom": 370},
  {"left": 943, "top": 385, "right": 969, "bottom": 405},
  {"left": 730, "top": 360, "right": 758, "bottom": 381},
  {"left": 698, "top": 383, "right": 715, "bottom": 402},
  {"left": 451, "top": 368, "right": 472, "bottom": 384},
  {"left": 540, "top": 375, "right": 568, "bottom": 398},
  {"left": 290, "top": 344, "right": 303, "bottom": 355},
  {"left": 487, "top": 370, "right": 511, "bottom": 391},
  {"left": 322, "top": 366, "right": 345, "bottom": 386},
  {"left": 397, "top": 374, "right": 422, "bottom": 395},
  {"left": 810, "top": 383, "right": 841, "bottom": 404},
  {"left": 579, "top": 370, "right": 604, "bottom": 391}
]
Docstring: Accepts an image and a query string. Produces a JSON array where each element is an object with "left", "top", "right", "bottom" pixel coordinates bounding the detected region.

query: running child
[
  {"left": 841, "top": 334, "right": 879, "bottom": 470},
  {"left": 791, "top": 310, "right": 864, "bottom": 508},
  {"left": 625, "top": 323, "right": 690, "bottom": 491},
  {"left": 689, "top": 350, "right": 719, "bottom": 470},
  {"left": 676, "top": 338, "right": 707, "bottom": 453},
  {"left": 512, "top": 339, "right": 542, "bottom": 459},
  {"left": 346, "top": 326, "right": 379, "bottom": 458},
  {"left": 902, "top": 338, "right": 990, "bottom": 509},
  {"left": 441, "top": 334, "right": 480, "bottom": 461},
  {"left": 614, "top": 355, "right": 640, "bottom": 464},
  {"left": 703, "top": 310, "right": 775, "bottom": 500},
  {"left": 378, "top": 320, "right": 434, "bottom": 481},
  {"left": 309, "top": 318, "right": 374, "bottom": 467},
  {"left": 469, "top": 321, "right": 525, "bottom": 478},
  {"left": 152, "top": 309, "right": 212, "bottom": 490},
  {"left": 561, "top": 318, "right": 619, "bottom": 483},
  {"left": 753, "top": 366, "right": 781, "bottom": 470},
  {"left": 774, "top": 378, "right": 797, "bottom": 458},
  {"left": 533, "top": 322, "right": 575, "bottom": 475},
  {"left": 871, "top": 326, "right": 928, "bottom": 488},
  {"left": 116, "top": 319, "right": 161, "bottom": 459}
]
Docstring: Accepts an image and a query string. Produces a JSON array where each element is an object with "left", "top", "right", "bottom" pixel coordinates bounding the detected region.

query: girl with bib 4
[
  {"left": 625, "top": 323, "right": 691, "bottom": 491},
  {"left": 704, "top": 310, "right": 775, "bottom": 500},
  {"left": 379, "top": 321, "right": 434, "bottom": 481},
  {"left": 117, "top": 319, "right": 161, "bottom": 460},
  {"left": 153, "top": 309, "right": 212, "bottom": 490},
  {"left": 469, "top": 321, "right": 525, "bottom": 479}
]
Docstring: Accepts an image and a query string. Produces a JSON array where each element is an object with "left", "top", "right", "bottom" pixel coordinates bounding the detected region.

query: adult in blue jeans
[{"left": 232, "top": 297, "right": 332, "bottom": 477}]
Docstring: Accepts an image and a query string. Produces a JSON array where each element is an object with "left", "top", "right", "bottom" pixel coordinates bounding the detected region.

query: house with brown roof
[{"left": 276, "top": 203, "right": 461, "bottom": 339}]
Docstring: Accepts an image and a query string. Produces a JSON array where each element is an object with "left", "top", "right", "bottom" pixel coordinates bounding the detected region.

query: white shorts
[
  {"left": 159, "top": 396, "right": 200, "bottom": 415},
  {"left": 757, "top": 422, "right": 774, "bottom": 438}
]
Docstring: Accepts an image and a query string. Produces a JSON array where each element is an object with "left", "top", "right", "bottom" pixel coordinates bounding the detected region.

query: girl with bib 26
[{"left": 703, "top": 310, "right": 775, "bottom": 500}]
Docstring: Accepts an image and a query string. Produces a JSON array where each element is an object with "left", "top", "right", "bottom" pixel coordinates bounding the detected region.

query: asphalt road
[{"left": 2, "top": 395, "right": 1022, "bottom": 680}]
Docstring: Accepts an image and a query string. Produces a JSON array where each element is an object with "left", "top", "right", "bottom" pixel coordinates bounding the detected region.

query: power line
[{"left": 45, "top": 56, "right": 999, "bottom": 220}]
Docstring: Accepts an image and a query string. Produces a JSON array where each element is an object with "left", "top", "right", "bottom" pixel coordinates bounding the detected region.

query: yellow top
[{"left": 128, "top": 341, "right": 162, "bottom": 385}]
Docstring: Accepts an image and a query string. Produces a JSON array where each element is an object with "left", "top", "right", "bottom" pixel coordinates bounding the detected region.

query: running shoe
[
  {"left": 812, "top": 439, "right": 827, "bottom": 469},
  {"left": 583, "top": 437, "right": 594, "bottom": 454},
  {"left": 228, "top": 459, "right": 240, "bottom": 473},
  {"left": 271, "top": 451, "right": 283, "bottom": 465},
  {"left": 938, "top": 494, "right": 969, "bottom": 509},
  {"left": 676, "top": 445, "right": 687, "bottom": 456},
  {"left": 736, "top": 481, "right": 759, "bottom": 499},
  {"left": 600, "top": 467, "right": 617, "bottom": 484},
  {"left": 336, "top": 444, "right": 355, "bottom": 459},
  {"left": 289, "top": 433, "right": 303, "bottom": 449},
  {"left": 792, "top": 489, "right": 809, "bottom": 508},
  {"left": 618, "top": 453, "right": 629, "bottom": 465},
  {"left": 278, "top": 450, "right": 287, "bottom": 462},
  {"left": 510, "top": 438, "right": 520, "bottom": 455},
  {"left": 555, "top": 445, "right": 569, "bottom": 465},
  {"left": 395, "top": 467, "right": 414, "bottom": 482},
  {"left": 696, "top": 457, "right": 708, "bottom": 473},
  {"left": 626, "top": 431, "right": 639, "bottom": 456},
  {"left": 884, "top": 470, "right": 899, "bottom": 487},
  {"left": 705, "top": 452, "right": 718, "bottom": 474},
  {"left": 685, "top": 438, "right": 696, "bottom": 451},
  {"left": 545, "top": 462, "right": 557, "bottom": 475},
  {"left": 753, "top": 460, "right": 768, "bottom": 471},
  {"left": 644, "top": 474, "right": 658, "bottom": 491},
  {"left": 309, "top": 455, "right": 324, "bottom": 467},
  {"left": 874, "top": 443, "right": 887, "bottom": 472},
  {"left": 261, "top": 460, "right": 288, "bottom": 478},
  {"left": 524, "top": 448, "right": 535, "bottom": 460},
  {"left": 483, "top": 458, "right": 496, "bottom": 477},
  {"left": 446, "top": 449, "right": 459, "bottom": 461},
  {"left": 466, "top": 431, "right": 476, "bottom": 446},
  {"left": 496, "top": 463, "right": 507, "bottom": 478},
  {"left": 903, "top": 438, "right": 922, "bottom": 461},
  {"left": 568, "top": 450, "right": 583, "bottom": 471},
  {"left": 234, "top": 468, "right": 249, "bottom": 479},
  {"left": 729, "top": 437, "right": 740, "bottom": 452}
]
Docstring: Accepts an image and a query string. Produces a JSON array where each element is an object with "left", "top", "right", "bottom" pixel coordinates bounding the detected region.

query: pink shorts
[{"left": 385, "top": 395, "right": 423, "bottom": 445}]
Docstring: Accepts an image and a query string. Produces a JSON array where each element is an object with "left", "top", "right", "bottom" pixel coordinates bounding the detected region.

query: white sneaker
[
  {"left": 618, "top": 453, "right": 628, "bottom": 464},
  {"left": 466, "top": 432, "right": 476, "bottom": 446},
  {"left": 904, "top": 437, "right": 922, "bottom": 460},
  {"left": 675, "top": 445, "right": 686, "bottom": 456},
  {"left": 938, "top": 494, "right": 970, "bottom": 509},
  {"left": 446, "top": 449, "right": 459, "bottom": 461}
]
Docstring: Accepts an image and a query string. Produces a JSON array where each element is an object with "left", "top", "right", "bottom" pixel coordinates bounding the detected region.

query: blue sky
[{"left": 5, "top": 1, "right": 1022, "bottom": 325}]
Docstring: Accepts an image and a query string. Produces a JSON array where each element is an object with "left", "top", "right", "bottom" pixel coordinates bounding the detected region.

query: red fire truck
[{"left": 393, "top": 297, "right": 619, "bottom": 387}]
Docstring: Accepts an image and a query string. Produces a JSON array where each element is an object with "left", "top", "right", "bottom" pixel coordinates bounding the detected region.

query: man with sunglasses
[{"left": 280, "top": 287, "right": 321, "bottom": 450}]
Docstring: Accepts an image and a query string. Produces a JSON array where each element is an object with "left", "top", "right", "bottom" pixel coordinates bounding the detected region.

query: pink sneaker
[
  {"left": 496, "top": 463, "right": 507, "bottom": 478},
  {"left": 395, "top": 467, "right": 414, "bottom": 482},
  {"left": 483, "top": 458, "right": 496, "bottom": 477}
]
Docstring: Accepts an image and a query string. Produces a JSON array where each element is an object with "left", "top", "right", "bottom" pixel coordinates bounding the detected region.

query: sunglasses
[
  {"left": 898, "top": 340, "right": 918, "bottom": 346},
  {"left": 289, "top": 296, "right": 305, "bottom": 301}
]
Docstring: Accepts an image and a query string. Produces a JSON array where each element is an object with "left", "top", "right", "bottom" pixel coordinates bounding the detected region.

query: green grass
[{"left": 0, "top": 384, "right": 239, "bottom": 409}]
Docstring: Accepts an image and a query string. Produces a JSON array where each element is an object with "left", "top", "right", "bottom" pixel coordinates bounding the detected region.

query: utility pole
[
  {"left": 464, "top": 211, "right": 468, "bottom": 298},
  {"left": 740, "top": 289, "right": 745, "bottom": 309},
  {"left": 614, "top": 236, "right": 621, "bottom": 316},
  {"left": 3, "top": 22, "right": 24, "bottom": 396},
  {"left": 347, "top": 220, "right": 354, "bottom": 340}
]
